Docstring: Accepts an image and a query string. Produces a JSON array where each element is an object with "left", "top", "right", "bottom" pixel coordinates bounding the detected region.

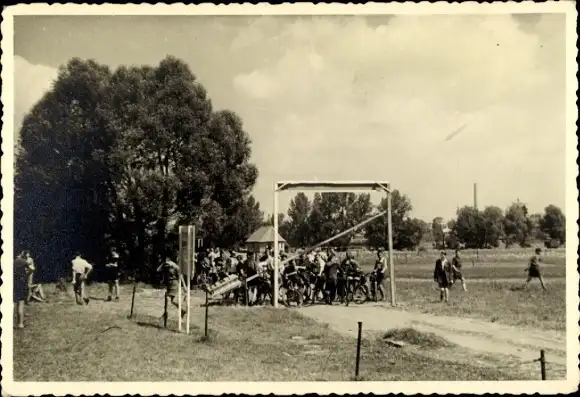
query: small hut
[{"left": 245, "top": 226, "right": 287, "bottom": 254}]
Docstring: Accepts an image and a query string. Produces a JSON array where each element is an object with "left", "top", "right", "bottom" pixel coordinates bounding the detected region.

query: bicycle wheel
[{"left": 353, "top": 285, "right": 368, "bottom": 304}]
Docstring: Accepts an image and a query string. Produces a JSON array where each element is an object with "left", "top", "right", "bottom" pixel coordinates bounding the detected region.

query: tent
[{"left": 245, "top": 226, "right": 287, "bottom": 254}]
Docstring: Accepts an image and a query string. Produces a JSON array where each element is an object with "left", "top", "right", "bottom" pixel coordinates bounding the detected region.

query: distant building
[{"left": 245, "top": 226, "right": 287, "bottom": 254}]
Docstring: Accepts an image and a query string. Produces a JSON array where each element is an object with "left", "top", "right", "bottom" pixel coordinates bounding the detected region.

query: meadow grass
[
  {"left": 360, "top": 260, "right": 566, "bottom": 279},
  {"left": 394, "top": 280, "right": 566, "bottom": 331},
  {"left": 348, "top": 247, "right": 566, "bottom": 266},
  {"left": 13, "top": 284, "right": 535, "bottom": 382}
]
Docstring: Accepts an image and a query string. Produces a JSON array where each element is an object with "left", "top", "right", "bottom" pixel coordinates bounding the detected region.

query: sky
[{"left": 13, "top": 13, "right": 567, "bottom": 222}]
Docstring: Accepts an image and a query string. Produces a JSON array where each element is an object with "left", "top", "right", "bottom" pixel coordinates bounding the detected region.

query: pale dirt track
[
  {"left": 107, "top": 284, "right": 569, "bottom": 377},
  {"left": 297, "top": 303, "right": 568, "bottom": 368}
]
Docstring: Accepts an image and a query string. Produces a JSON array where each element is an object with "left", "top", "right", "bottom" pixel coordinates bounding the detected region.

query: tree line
[
  {"left": 15, "top": 56, "right": 263, "bottom": 282},
  {"left": 267, "top": 192, "right": 565, "bottom": 252},
  {"left": 432, "top": 203, "right": 566, "bottom": 250},
  {"left": 266, "top": 191, "right": 428, "bottom": 251}
]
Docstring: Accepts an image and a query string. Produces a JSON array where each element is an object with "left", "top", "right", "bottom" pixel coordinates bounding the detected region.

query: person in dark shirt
[
  {"left": 524, "top": 248, "right": 547, "bottom": 291},
  {"left": 105, "top": 250, "right": 121, "bottom": 302},
  {"left": 434, "top": 251, "right": 452, "bottom": 303},
  {"left": 14, "top": 251, "right": 34, "bottom": 329},
  {"left": 451, "top": 249, "right": 467, "bottom": 292},
  {"left": 156, "top": 256, "right": 187, "bottom": 318}
]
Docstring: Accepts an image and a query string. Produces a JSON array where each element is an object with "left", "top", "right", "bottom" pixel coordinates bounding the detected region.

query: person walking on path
[
  {"left": 524, "top": 247, "right": 547, "bottom": 291},
  {"left": 434, "top": 251, "right": 452, "bottom": 303},
  {"left": 72, "top": 252, "right": 93, "bottom": 305}
]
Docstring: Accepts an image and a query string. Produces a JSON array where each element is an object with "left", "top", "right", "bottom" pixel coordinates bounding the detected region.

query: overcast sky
[{"left": 13, "top": 14, "right": 567, "bottom": 221}]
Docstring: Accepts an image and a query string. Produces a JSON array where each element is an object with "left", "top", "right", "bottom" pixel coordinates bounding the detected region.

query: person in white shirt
[
  {"left": 71, "top": 253, "right": 93, "bottom": 305},
  {"left": 208, "top": 248, "right": 218, "bottom": 267}
]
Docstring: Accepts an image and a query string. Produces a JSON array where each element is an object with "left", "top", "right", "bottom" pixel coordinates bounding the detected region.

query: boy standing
[
  {"left": 105, "top": 250, "right": 121, "bottom": 302},
  {"left": 14, "top": 251, "right": 34, "bottom": 328},
  {"left": 434, "top": 251, "right": 452, "bottom": 303},
  {"left": 72, "top": 252, "right": 93, "bottom": 305},
  {"left": 373, "top": 250, "right": 388, "bottom": 301},
  {"left": 157, "top": 256, "right": 187, "bottom": 318},
  {"left": 451, "top": 249, "right": 467, "bottom": 292}
]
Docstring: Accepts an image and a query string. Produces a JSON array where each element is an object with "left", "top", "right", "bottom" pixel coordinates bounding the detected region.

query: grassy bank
[{"left": 13, "top": 286, "right": 535, "bottom": 381}]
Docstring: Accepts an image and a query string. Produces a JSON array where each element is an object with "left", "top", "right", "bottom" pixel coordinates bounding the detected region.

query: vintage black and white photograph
[{"left": 1, "top": 2, "right": 578, "bottom": 395}]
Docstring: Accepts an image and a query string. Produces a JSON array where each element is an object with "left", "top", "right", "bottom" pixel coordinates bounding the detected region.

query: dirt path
[{"left": 298, "top": 304, "right": 567, "bottom": 367}]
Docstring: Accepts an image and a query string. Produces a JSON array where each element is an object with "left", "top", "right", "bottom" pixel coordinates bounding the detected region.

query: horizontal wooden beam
[{"left": 275, "top": 181, "right": 391, "bottom": 192}]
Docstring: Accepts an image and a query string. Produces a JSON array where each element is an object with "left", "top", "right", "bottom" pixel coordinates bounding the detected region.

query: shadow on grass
[
  {"left": 88, "top": 296, "right": 110, "bottom": 302},
  {"left": 132, "top": 312, "right": 204, "bottom": 336},
  {"left": 135, "top": 321, "right": 181, "bottom": 333}
]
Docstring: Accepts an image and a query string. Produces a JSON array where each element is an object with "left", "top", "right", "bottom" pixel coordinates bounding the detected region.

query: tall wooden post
[
  {"left": 273, "top": 182, "right": 279, "bottom": 308},
  {"left": 387, "top": 189, "right": 396, "bottom": 306}
]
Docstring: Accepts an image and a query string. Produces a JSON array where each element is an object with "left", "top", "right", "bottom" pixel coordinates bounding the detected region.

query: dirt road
[{"left": 298, "top": 303, "right": 567, "bottom": 367}]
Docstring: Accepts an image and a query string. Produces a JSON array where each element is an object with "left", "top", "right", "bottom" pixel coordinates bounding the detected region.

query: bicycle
[
  {"left": 281, "top": 271, "right": 304, "bottom": 307},
  {"left": 344, "top": 271, "right": 369, "bottom": 306},
  {"left": 367, "top": 271, "right": 380, "bottom": 302}
]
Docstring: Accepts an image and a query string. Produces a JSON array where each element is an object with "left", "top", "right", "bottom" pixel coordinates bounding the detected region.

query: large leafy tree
[
  {"left": 454, "top": 206, "right": 484, "bottom": 248},
  {"left": 15, "top": 56, "right": 258, "bottom": 282},
  {"left": 302, "top": 193, "right": 373, "bottom": 249},
  {"left": 364, "top": 189, "right": 417, "bottom": 250},
  {"left": 286, "top": 192, "right": 312, "bottom": 247},
  {"left": 431, "top": 217, "right": 446, "bottom": 249},
  {"left": 16, "top": 59, "right": 113, "bottom": 281},
  {"left": 502, "top": 202, "right": 533, "bottom": 248},
  {"left": 540, "top": 205, "right": 566, "bottom": 245},
  {"left": 481, "top": 206, "right": 504, "bottom": 248}
]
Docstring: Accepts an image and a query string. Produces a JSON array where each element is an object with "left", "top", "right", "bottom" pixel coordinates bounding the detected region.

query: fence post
[
  {"left": 129, "top": 281, "right": 137, "bottom": 319},
  {"left": 540, "top": 350, "right": 547, "bottom": 380},
  {"left": 244, "top": 277, "right": 249, "bottom": 306},
  {"left": 205, "top": 290, "right": 209, "bottom": 338},
  {"left": 355, "top": 321, "right": 362, "bottom": 380},
  {"left": 163, "top": 292, "right": 168, "bottom": 328}
]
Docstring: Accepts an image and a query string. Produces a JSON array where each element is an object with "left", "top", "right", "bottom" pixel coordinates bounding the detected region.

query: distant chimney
[{"left": 473, "top": 183, "right": 478, "bottom": 210}]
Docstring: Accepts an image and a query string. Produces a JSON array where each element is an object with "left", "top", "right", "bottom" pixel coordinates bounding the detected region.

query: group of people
[
  {"left": 188, "top": 246, "right": 391, "bottom": 306},
  {"left": 14, "top": 244, "right": 549, "bottom": 328},
  {"left": 433, "top": 247, "right": 547, "bottom": 303},
  {"left": 433, "top": 250, "right": 468, "bottom": 303},
  {"left": 13, "top": 249, "right": 122, "bottom": 329},
  {"left": 70, "top": 250, "right": 122, "bottom": 305}
]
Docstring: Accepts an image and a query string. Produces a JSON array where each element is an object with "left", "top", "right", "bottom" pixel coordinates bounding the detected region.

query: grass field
[
  {"left": 344, "top": 247, "right": 566, "bottom": 266},
  {"left": 13, "top": 284, "right": 539, "bottom": 382},
  {"left": 354, "top": 252, "right": 566, "bottom": 279},
  {"left": 395, "top": 280, "right": 566, "bottom": 331}
]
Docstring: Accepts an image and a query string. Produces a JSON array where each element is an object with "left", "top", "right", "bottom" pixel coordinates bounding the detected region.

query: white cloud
[
  {"left": 11, "top": 14, "right": 566, "bottom": 221},
  {"left": 14, "top": 55, "right": 58, "bottom": 142},
  {"left": 230, "top": 14, "right": 566, "bottom": 220}
]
